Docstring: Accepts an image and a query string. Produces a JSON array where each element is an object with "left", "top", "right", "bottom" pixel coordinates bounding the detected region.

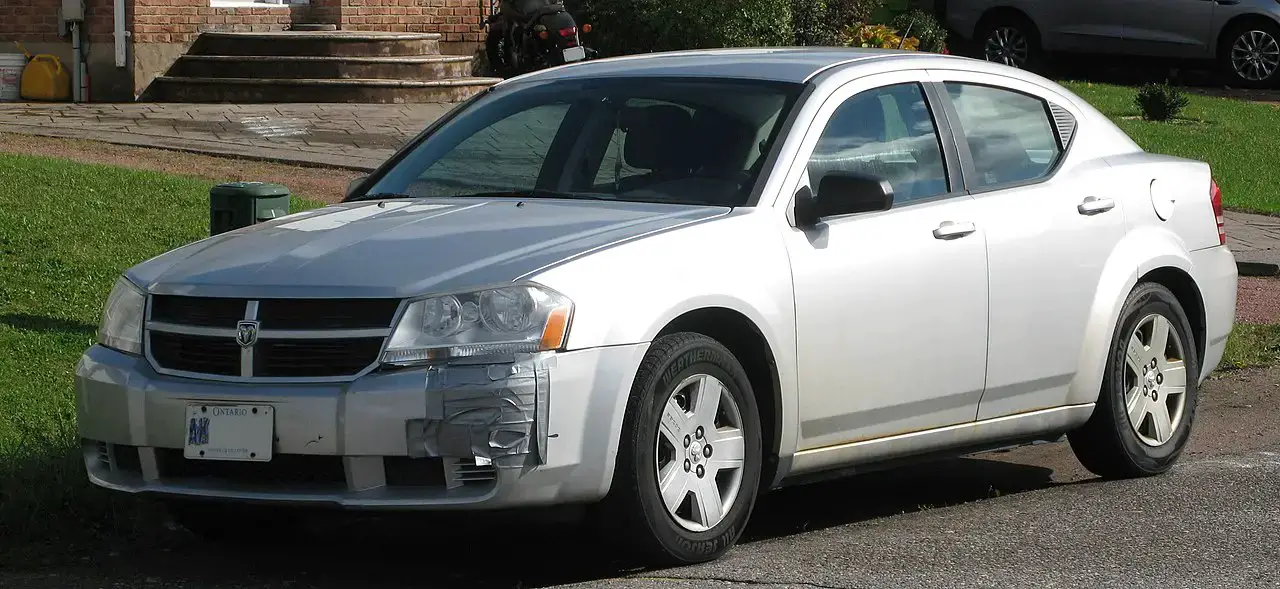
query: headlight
[
  {"left": 381, "top": 283, "right": 572, "bottom": 365},
  {"left": 97, "top": 276, "right": 146, "bottom": 355}
]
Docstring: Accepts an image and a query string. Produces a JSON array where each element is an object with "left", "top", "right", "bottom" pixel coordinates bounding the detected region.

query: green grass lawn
[
  {"left": 1060, "top": 81, "right": 1280, "bottom": 216},
  {"left": 0, "top": 152, "right": 320, "bottom": 559}
]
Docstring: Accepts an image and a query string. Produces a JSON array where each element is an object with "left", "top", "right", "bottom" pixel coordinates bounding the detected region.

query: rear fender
[{"left": 1068, "top": 226, "right": 1194, "bottom": 406}]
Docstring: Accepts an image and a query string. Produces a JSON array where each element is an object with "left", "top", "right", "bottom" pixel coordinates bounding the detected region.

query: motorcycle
[{"left": 482, "top": 0, "right": 597, "bottom": 78}]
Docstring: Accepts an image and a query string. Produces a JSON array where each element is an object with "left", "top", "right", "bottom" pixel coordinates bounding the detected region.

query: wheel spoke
[
  {"left": 692, "top": 376, "right": 723, "bottom": 427},
  {"left": 1127, "top": 386, "right": 1148, "bottom": 429},
  {"left": 1162, "top": 359, "right": 1187, "bottom": 389},
  {"left": 659, "top": 397, "right": 690, "bottom": 449},
  {"left": 1150, "top": 398, "right": 1175, "bottom": 443},
  {"left": 708, "top": 427, "right": 745, "bottom": 473},
  {"left": 1126, "top": 333, "right": 1148, "bottom": 375},
  {"left": 658, "top": 460, "right": 689, "bottom": 513},
  {"left": 691, "top": 477, "right": 725, "bottom": 528},
  {"left": 1150, "top": 316, "right": 1171, "bottom": 360}
]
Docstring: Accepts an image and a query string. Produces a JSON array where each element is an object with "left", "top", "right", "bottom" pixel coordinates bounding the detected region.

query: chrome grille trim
[{"left": 143, "top": 295, "right": 402, "bottom": 383}]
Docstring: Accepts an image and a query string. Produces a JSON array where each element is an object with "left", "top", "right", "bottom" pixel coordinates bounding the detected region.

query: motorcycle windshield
[{"left": 361, "top": 76, "right": 805, "bottom": 208}]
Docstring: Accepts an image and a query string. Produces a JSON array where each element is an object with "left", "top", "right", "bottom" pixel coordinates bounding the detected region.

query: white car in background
[{"left": 78, "top": 47, "right": 1238, "bottom": 565}]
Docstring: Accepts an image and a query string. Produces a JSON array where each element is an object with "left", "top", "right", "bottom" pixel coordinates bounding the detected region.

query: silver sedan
[{"left": 77, "top": 48, "right": 1238, "bottom": 565}]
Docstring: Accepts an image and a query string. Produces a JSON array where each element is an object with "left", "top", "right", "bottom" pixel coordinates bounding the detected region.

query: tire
[
  {"left": 1068, "top": 282, "right": 1200, "bottom": 479},
  {"left": 163, "top": 499, "right": 309, "bottom": 544},
  {"left": 975, "top": 12, "right": 1042, "bottom": 71},
  {"left": 599, "top": 332, "right": 763, "bottom": 565},
  {"left": 1218, "top": 20, "right": 1280, "bottom": 89}
]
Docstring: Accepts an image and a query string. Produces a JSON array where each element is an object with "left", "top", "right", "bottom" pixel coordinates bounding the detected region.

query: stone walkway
[{"left": 0, "top": 101, "right": 1276, "bottom": 271}]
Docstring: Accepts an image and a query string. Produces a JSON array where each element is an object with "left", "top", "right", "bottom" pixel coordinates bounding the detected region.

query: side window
[
  {"left": 944, "top": 82, "right": 1063, "bottom": 189},
  {"left": 808, "top": 83, "right": 949, "bottom": 205},
  {"left": 408, "top": 102, "right": 571, "bottom": 197}
]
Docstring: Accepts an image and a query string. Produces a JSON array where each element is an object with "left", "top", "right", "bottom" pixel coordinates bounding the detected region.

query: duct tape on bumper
[{"left": 406, "top": 353, "right": 552, "bottom": 468}]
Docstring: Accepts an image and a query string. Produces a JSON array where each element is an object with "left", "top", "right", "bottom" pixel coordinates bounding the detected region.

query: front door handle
[
  {"left": 933, "top": 220, "right": 977, "bottom": 240},
  {"left": 1078, "top": 196, "right": 1116, "bottom": 215}
]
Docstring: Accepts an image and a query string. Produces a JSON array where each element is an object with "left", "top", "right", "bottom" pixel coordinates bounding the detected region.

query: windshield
[{"left": 360, "top": 76, "right": 804, "bottom": 207}]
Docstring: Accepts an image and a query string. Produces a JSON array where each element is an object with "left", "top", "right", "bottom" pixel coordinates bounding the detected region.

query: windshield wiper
[
  {"left": 450, "top": 189, "right": 619, "bottom": 201},
  {"left": 350, "top": 192, "right": 412, "bottom": 202}
]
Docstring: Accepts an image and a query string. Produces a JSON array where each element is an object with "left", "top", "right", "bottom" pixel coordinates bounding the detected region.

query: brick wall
[
  {"left": 132, "top": 0, "right": 308, "bottom": 43},
  {"left": 0, "top": 0, "right": 115, "bottom": 44},
  {"left": 339, "top": 0, "right": 486, "bottom": 44}
]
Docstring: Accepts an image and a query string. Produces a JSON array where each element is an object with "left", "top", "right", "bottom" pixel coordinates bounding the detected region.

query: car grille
[{"left": 146, "top": 295, "right": 401, "bottom": 380}]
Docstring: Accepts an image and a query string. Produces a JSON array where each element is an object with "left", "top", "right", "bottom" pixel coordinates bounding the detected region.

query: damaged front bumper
[{"left": 74, "top": 343, "right": 648, "bottom": 509}]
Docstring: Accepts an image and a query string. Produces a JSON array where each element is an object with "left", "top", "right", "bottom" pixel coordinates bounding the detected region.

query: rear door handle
[
  {"left": 933, "top": 220, "right": 977, "bottom": 240},
  {"left": 1078, "top": 196, "right": 1116, "bottom": 215}
]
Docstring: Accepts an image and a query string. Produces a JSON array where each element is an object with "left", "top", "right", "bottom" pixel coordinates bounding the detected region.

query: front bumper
[{"left": 75, "top": 343, "right": 647, "bottom": 509}]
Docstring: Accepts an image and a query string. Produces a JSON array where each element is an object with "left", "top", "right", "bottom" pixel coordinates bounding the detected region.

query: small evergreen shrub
[
  {"left": 1134, "top": 82, "right": 1191, "bottom": 121},
  {"left": 889, "top": 8, "right": 947, "bottom": 53}
]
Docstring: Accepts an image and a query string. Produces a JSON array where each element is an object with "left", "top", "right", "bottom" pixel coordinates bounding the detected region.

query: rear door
[
  {"left": 1118, "top": 0, "right": 1217, "bottom": 58},
  {"left": 926, "top": 68, "right": 1129, "bottom": 421}
]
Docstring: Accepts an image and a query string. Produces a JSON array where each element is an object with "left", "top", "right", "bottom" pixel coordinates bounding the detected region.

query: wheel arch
[
  {"left": 1069, "top": 228, "right": 1202, "bottom": 407},
  {"left": 976, "top": 6, "right": 1041, "bottom": 41},
  {"left": 1214, "top": 13, "right": 1280, "bottom": 60},
  {"left": 655, "top": 306, "right": 786, "bottom": 492}
]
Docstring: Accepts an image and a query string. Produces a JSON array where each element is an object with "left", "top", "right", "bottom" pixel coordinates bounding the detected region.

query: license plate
[
  {"left": 563, "top": 46, "right": 586, "bottom": 63},
  {"left": 184, "top": 404, "right": 274, "bottom": 462}
]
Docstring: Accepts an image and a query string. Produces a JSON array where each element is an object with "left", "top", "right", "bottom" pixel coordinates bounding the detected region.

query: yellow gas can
[{"left": 20, "top": 54, "right": 71, "bottom": 101}]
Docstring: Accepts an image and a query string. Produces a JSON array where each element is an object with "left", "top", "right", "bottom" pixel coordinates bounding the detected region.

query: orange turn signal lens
[
  {"left": 538, "top": 30, "right": 550, "bottom": 39},
  {"left": 540, "top": 306, "right": 571, "bottom": 350},
  {"left": 581, "top": 23, "right": 592, "bottom": 33}
]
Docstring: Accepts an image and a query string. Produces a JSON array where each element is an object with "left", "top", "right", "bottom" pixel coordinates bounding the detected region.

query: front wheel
[
  {"left": 1067, "top": 282, "right": 1200, "bottom": 479},
  {"left": 599, "top": 332, "right": 763, "bottom": 565},
  {"left": 1220, "top": 20, "right": 1280, "bottom": 88}
]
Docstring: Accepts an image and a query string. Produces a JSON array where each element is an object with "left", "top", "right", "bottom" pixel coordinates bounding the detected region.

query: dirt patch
[
  {"left": 1237, "top": 277, "right": 1280, "bottom": 325},
  {"left": 0, "top": 132, "right": 361, "bottom": 205}
]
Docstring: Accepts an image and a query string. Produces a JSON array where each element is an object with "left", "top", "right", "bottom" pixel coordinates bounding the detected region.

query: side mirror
[
  {"left": 345, "top": 175, "right": 369, "bottom": 200},
  {"left": 793, "top": 171, "right": 894, "bottom": 228}
]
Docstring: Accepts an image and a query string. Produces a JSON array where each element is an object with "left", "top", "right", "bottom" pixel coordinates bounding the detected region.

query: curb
[
  {"left": 1238, "top": 261, "right": 1280, "bottom": 277},
  {"left": 0, "top": 124, "right": 382, "bottom": 173}
]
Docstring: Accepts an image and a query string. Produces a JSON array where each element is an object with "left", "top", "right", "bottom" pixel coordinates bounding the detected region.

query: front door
[
  {"left": 932, "top": 71, "right": 1129, "bottom": 421},
  {"left": 781, "top": 72, "right": 990, "bottom": 452}
]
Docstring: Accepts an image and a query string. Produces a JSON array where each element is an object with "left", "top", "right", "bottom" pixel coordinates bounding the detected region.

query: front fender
[{"left": 1068, "top": 227, "right": 1195, "bottom": 406}]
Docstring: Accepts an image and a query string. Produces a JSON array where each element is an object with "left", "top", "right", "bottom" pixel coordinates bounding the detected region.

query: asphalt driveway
[{"left": 4, "top": 366, "right": 1279, "bottom": 589}]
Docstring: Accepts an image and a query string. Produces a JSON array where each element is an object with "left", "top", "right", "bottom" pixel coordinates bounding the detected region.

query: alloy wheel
[
  {"left": 984, "top": 26, "right": 1030, "bottom": 68},
  {"left": 654, "top": 373, "right": 746, "bottom": 533},
  {"left": 1231, "top": 29, "right": 1280, "bottom": 82},
  {"left": 1123, "top": 314, "right": 1189, "bottom": 447}
]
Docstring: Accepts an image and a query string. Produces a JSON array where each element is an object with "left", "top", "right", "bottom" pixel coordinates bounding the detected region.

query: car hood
[{"left": 127, "top": 198, "right": 727, "bottom": 299}]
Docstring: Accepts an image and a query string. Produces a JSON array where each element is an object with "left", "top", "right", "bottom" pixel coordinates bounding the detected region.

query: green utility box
[{"left": 209, "top": 181, "right": 291, "bottom": 236}]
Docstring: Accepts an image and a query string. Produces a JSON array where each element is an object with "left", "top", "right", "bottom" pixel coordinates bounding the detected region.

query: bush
[
  {"left": 841, "top": 23, "right": 918, "bottom": 50},
  {"left": 568, "top": 0, "right": 794, "bottom": 57},
  {"left": 1134, "top": 81, "right": 1191, "bottom": 121},
  {"left": 889, "top": 8, "right": 947, "bottom": 53},
  {"left": 790, "top": 0, "right": 883, "bottom": 45}
]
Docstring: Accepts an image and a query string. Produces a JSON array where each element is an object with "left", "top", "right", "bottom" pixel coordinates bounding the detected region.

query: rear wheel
[
  {"left": 600, "top": 332, "right": 762, "bottom": 565},
  {"left": 976, "top": 12, "right": 1042, "bottom": 71},
  {"left": 1068, "top": 282, "right": 1200, "bottom": 478},
  {"left": 1220, "top": 20, "right": 1280, "bottom": 88}
]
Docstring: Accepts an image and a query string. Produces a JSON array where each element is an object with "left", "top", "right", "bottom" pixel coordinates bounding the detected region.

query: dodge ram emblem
[{"left": 236, "top": 320, "right": 260, "bottom": 347}]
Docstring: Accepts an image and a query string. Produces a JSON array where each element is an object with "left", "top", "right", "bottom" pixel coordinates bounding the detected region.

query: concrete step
[
  {"left": 176, "top": 55, "right": 475, "bottom": 81},
  {"left": 190, "top": 31, "right": 443, "bottom": 58},
  {"left": 148, "top": 76, "right": 501, "bottom": 104}
]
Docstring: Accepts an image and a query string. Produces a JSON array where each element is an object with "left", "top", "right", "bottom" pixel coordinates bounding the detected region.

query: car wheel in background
[
  {"left": 976, "top": 11, "right": 1042, "bottom": 71},
  {"left": 1068, "top": 282, "right": 1201, "bottom": 479},
  {"left": 1220, "top": 20, "right": 1280, "bottom": 89},
  {"left": 599, "top": 332, "right": 763, "bottom": 565}
]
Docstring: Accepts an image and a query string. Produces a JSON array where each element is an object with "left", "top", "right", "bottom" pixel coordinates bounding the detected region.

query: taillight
[
  {"left": 1210, "top": 180, "right": 1226, "bottom": 245},
  {"left": 558, "top": 26, "right": 576, "bottom": 37}
]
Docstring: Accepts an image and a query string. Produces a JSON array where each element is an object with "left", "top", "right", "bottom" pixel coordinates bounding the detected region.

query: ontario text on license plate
[
  {"left": 184, "top": 404, "right": 275, "bottom": 462},
  {"left": 563, "top": 46, "right": 586, "bottom": 63}
]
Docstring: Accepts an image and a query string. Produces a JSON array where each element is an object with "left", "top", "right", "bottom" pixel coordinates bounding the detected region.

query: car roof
[{"left": 496, "top": 47, "right": 960, "bottom": 86}]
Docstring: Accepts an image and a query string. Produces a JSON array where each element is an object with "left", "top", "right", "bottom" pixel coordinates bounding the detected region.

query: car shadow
[
  {"left": 0, "top": 312, "right": 98, "bottom": 336},
  {"left": 87, "top": 451, "right": 1089, "bottom": 589}
]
